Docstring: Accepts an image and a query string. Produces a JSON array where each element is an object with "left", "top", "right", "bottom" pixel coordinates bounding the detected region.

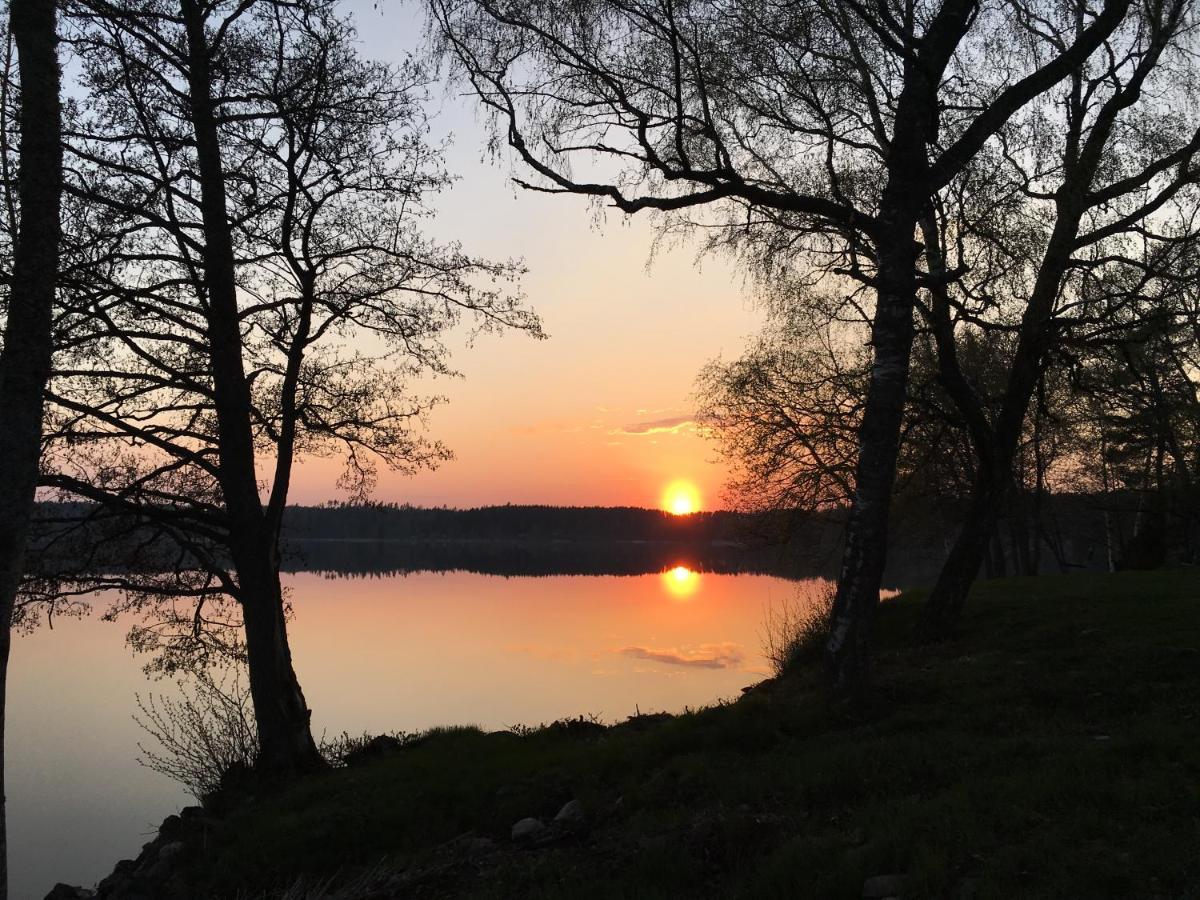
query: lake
[{"left": 7, "top": 567, "right": 810, "bottom": 898}]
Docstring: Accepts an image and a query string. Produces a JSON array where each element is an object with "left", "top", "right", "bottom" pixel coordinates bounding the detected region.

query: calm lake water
[{"left": 8, "top": 568, "right": 808, "bottom": 898}]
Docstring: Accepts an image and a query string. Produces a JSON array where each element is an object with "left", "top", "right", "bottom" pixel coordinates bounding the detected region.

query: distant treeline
[
  {"left": 283, "top": 504, "right": 756, "bottom": 544},
  {"left": 278, "top": 497, "right": 1137, "bottom": 584},
  {"left": 26, "top": 493, "right": 1186, "bottom": 587}
]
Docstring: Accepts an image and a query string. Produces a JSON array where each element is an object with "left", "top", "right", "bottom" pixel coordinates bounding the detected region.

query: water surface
[{"left": 9, "top": 568, "right": 805, "bottom": 897}]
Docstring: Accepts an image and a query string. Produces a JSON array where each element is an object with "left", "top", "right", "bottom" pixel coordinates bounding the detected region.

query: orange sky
[{"left": 286, "top": 4, "right": 766, "bottom": 510}]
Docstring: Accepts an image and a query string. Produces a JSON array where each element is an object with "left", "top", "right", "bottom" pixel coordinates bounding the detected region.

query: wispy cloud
[
  {"left": 620, "top": 642, "right": 746, "bottom": 669},
  {"left": 610, "top": 415, "right": 697, "bottom": 436}
]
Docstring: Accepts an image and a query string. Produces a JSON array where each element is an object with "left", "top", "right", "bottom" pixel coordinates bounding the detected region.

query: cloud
[
  {"left": 620, "top": 642, "right": 746, "bottom": 669},
  {"left": 611, "top": 415, "right": 697, "bottom": 436}
]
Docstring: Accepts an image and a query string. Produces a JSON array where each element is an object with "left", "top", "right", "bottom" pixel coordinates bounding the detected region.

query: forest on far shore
[{"left": 19, "top": 492, "right": 1187, "bottom": 586}]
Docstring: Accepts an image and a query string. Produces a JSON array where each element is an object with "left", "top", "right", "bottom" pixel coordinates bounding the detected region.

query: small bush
[
  {"left": 762, "top": 579, "right": 836, "bottom": 677},
  {"left": 318, "top": 730, "right": 415, "bottom": 766},
  {"left": 134, "top": 666, "right": 258, "bottom": 799}
]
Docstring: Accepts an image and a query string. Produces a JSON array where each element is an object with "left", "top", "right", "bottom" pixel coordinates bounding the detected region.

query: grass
[
  {"left": 762, "top": 579, "right": 836, "bottom": 676},
  {"left": 181, "top": 569, "right": 1200, "bottom": 899}
]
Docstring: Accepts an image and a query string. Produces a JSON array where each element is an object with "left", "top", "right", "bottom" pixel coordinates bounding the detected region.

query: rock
[
  {"left": 158, "top": 873, "right": 192, "bottom": 900},
  {"left": 554, "top": 799, "right": 585, "bottom": 826},
  {"left": 862, "top": 874, "right": 908, "bottom": 898},
  {"left": 468, "top": 836, "right": 496, "bottom": 857},
  {"left": 157, "top": 841, "right": 187, "bottom": 863},
  {"left": 44, "top": 886, "right": 94, "bottom": 900},
  {"left": 142, "top": 860, "right": 172, "bottom": 883},
  {"left": 343, "top": 734, "right": 406, "bottom": 766},
  {"left": 635, "top": 831, "right": 674, "bottom": 852},
  {"left": 176, "top": 805, "right": 219, "bottom": 831},
  {"left": 96, "top": 859, "right": 136, "bottom": 894},
  {"left": 511, "top": 817, "right": 547, "bottom": 842},
  {"left": 157, "top": 815, "right": 184, "bottom": 841},
  {"left": 618, "top": 711, "right": 672, "bottom": 731}
]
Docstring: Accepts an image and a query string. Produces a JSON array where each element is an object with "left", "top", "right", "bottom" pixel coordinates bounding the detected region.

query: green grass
[{"left": 185, "top": 569, "right": 1200, "bottom": 898}]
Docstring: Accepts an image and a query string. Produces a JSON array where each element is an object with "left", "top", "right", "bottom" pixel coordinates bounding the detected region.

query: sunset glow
[
  {"left": 662, "top": 480, "right": 701, "bottom": 515},
  {"left": 662, "top": 564, "right": 701, "bottom": 598}
]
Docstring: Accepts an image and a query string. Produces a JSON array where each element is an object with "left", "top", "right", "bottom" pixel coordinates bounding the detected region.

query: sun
[{"left": 662, "top": 479, "right": 701, "bottom": 516}]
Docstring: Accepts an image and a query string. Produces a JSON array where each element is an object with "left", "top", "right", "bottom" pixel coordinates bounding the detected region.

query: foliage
[
  {"left": 134, "top": 666, "right": 258, "bottom": 799},
  {"left": 16, "top": 0, "right": 543, "bottom": 684},
  {"left": 135, "top": 666, "right": 447, "bottom": 797},
  {"left": 696, "top": 312, "right": 1010, "bottom": 515},
  {"left": 696, "top": 310, "right": 868, "bottom": 514}
]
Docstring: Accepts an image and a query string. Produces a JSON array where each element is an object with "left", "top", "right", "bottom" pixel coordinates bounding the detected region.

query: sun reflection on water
[{"left": 662, "top": 564, "right": 700, "bottom": 599}]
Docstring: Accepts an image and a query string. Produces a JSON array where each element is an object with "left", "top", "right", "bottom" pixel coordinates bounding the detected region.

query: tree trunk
[
  {"left": 992, "top": 531, "right": 1007, "bottom": 577},
  {"left": 179, "top": 0, "right": 322, "bottom": 775},
  {"left": 825, "top": 237, "right": 918, "bottom": 693},
  {"left": 238, "top": 550, "right": 322, "bottom": 774},
  {"left": 0, "top": 1, "right": 62, "bottom": 894},
  {"left": 922, "top": 178, "right": 1088, "bottom": 633},
  {"left": 922, "top": 463, "right": 1007, "bottom": 636},
  {"left": 1009, "top": 493, "right": 1034, "bottom": 575},
  {"left": 817, "top": 0, "right": 979, "bottom": 693}
]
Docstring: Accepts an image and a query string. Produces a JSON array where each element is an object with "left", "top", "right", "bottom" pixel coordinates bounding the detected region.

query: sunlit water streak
[{"left": 7, "top": 569, "right": 821, "bottom": 897}]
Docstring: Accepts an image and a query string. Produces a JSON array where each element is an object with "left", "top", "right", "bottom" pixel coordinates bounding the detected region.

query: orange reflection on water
[{"left": 662, "top": 564, "right": 700, "bottom": 599}]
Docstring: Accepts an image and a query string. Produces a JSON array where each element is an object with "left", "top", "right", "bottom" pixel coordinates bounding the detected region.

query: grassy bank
[{"left": 184, "top": 570, "right": 1198, "bottom": 898}]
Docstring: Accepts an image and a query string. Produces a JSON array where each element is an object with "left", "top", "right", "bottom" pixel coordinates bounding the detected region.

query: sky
[{"left": 289, "top": 1, "right": 767, "bottom": 511}]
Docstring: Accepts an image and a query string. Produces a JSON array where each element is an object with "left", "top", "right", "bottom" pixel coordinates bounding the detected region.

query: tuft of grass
[
  {"left": 762, "top": 578, "right": 836, "bottom": 676},
  {"left": 237, "top": 861, "right": 398, "bottom": 900}
]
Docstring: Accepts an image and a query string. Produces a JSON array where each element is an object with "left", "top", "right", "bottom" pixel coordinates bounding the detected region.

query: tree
[
  {"left": 696, "top": 305, "right": 869, "bottom": 518},
  {"left": 696, "top": 298, "right": 1029, "bottom": 559},
  {"left": 919, "top": 0, "right": 1200, "bottom": 633},
  {"left": 428, "top": 0, "right": 1131, "bottom": 689},
  {"left": 1067, "top": 279, "right": 1200, "bottom": 568},
  {"left": 0, "top": 0, "right": 62, "bottom": 892},
  {"left": 48, "top": 0, "right": 540, "bottom": 774}
]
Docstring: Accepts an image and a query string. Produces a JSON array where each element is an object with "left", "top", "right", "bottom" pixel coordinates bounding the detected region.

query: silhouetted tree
[
  {"left": 696, "top": 305, "right": 867, "bottom": 516},
  {"left": 0, "top": 0, "right": 63, "bottom": 893},
  {"left": 429, "top": 0, "right": 1133, "bottom": 691},
  {"left": 920, "top": 0, "right": 1200, "bottom": 633},
  {"left": 1068, "top": 283, "right": 1200, "bottom": 568},
  {"left": 696, "top": 305, "right": 1002, "bottom": 518},
  {"left": 48, "top": 0, "right": 540, "bottom": 775}
]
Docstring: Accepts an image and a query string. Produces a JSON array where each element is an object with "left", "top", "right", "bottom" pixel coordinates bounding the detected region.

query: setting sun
[{"left": 662, "top": 479, "right": 701, "bottom": 515}]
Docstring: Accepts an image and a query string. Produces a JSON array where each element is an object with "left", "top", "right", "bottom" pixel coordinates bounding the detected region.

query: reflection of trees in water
[
  {"left": 282, "top": 538, "right": 799, "bottom": 579},
  {"left": 282, "top": 535, "right": 946, "bottom": 586}
]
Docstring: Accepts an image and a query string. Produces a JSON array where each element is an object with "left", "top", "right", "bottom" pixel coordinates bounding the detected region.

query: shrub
[
  {"left": 134, "top": 666, "right": 258, "bottom": 799},
  {"left": 762, "top": 579, "right": 836, "bottom": 677}
]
